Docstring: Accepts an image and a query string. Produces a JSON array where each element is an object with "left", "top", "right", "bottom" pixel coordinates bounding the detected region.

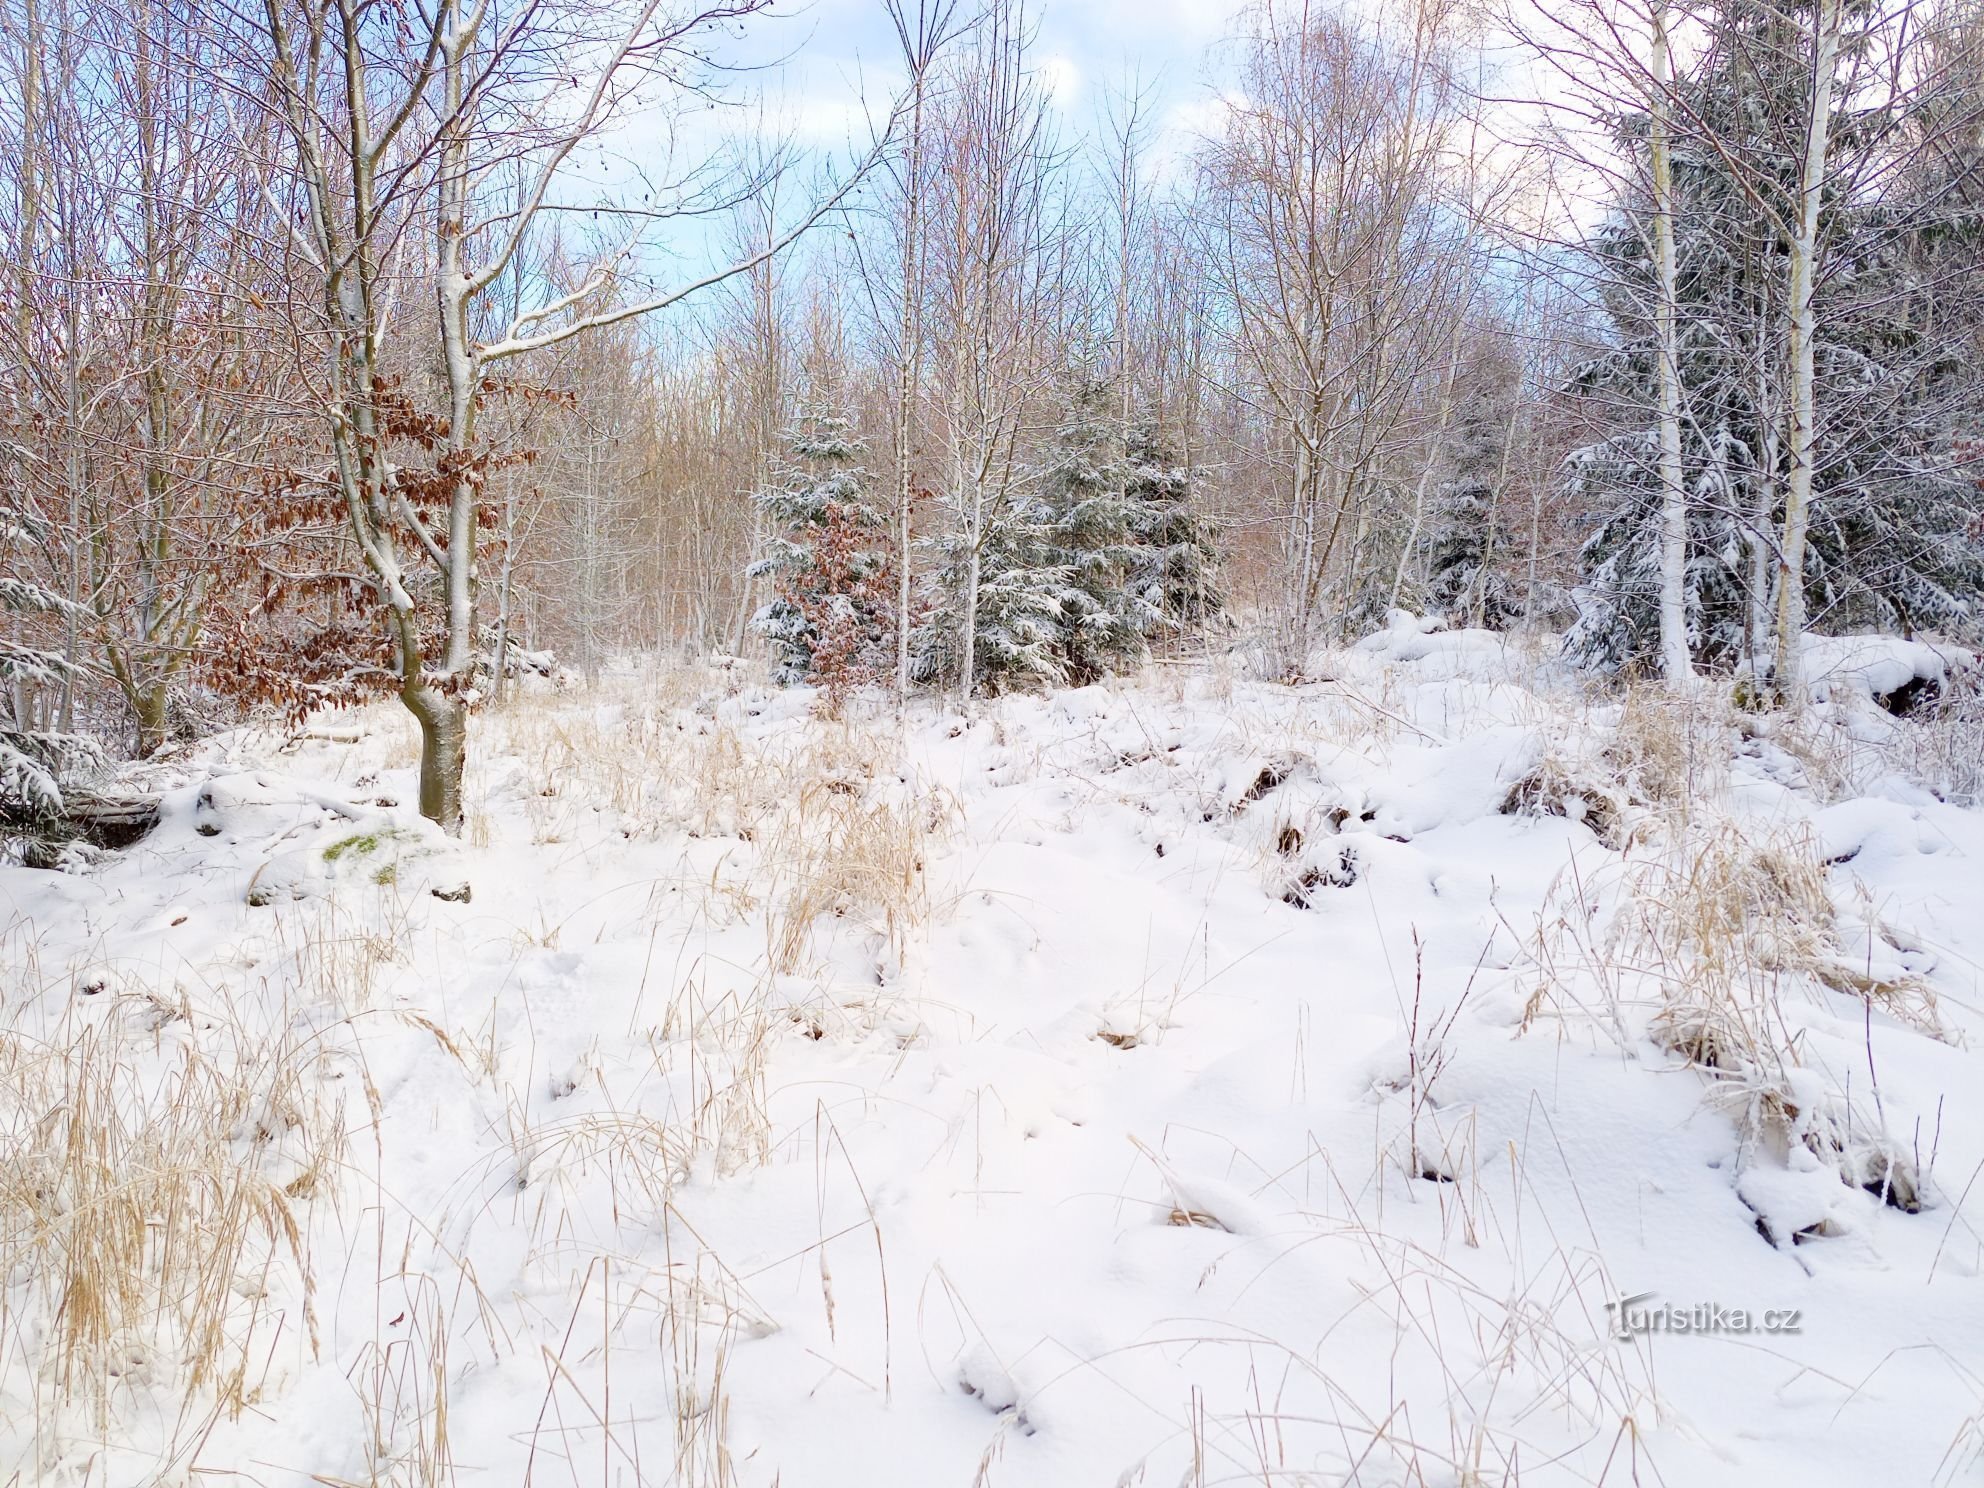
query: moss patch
[
  {"left": 324, "top": 827, "right": 420, "bottom": 865},
  {"left": 323, "top": 832, "right": 384, "bottom": 863}
]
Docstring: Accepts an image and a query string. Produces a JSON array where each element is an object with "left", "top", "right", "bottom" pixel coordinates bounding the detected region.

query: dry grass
[
  {"left": 759, "top": 754, "right": 952, "bottom": 979},
  {"left": 0, "top": 995, "right": 344, "bottom": 1470},
  {"left": 474, "top": 675, "right": 956, "bottom": 983},
  {"left": 1501, "top": 686, "right": 1737, "bottom": 851},
  {"left": 1115, "top": 1131, "right": 1663, "bottom": 1488},
  {"left": 1500, "top": 746, "right": 1636, "bottom": 851},
  {"left": 1514, "top": 684, "right": 1944, "bottom": 1234},
  {"left": 1607, "top": 684, "right": 1731, "bottom": 811}
]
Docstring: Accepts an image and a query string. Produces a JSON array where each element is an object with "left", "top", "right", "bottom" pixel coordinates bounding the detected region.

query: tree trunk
[
  {"left": 893, "top": 63, "right": 928, "bottom": 700},
  {"left": 960, "top": 465, "right": 983, "bottom": 699},
  {"left": 1650, "top": 2, "right": 1693, "bottom": 685},
  {"left": 1772, "top": 0, "right": 1842, "bottom": 697},
  {"left": 134, "top": 683, "right": 171, "bottom": 758},
  {"left": 492, "top": 481, "right": 515, "bottom": 706},
  {"left": 1745, "top": 284, "right": 1779, "bottom": 673},
  {"left": 405, "top": 686, "right": 467, "bottom": 832}
]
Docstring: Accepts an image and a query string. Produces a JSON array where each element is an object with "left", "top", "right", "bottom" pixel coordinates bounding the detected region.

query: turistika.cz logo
[{"left": 1604, "top": 1292, "right": 1803, "bottom": 1341}]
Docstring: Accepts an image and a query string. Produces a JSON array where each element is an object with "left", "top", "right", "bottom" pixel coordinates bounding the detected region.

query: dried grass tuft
[
  {"left": 1515, "top": 682, "right": 1944, "bottom": 1233},
  {"left": 0, "top": 1012, "right": 339, "bottom": 1447}
]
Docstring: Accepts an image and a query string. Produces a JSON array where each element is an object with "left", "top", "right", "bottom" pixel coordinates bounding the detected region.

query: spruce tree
[
  {"left": 1036, "top": 376, "right": 1148, "bottom": 682},
  {"left": 1124, "top": 421, "right": 1224, "bottom": 637},
  {"left": 913, "top": 497, "right": 1072, "bottom": 693},
  {"left": 2, "top": 494, "right": 107, "bottom": 837},
  {"left": 1424, "top": 377, "right": 1520, "bottom": 630},
  {"left": 749, "top": 408, "right": 895, "bottom": 691},
  {"left": 912, "top": 374, "right": 1225, "bottom": 695}
]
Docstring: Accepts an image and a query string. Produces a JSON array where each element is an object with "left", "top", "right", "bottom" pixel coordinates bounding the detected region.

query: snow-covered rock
[{"left": 1799, "top": 633, "right": 1956, "bottom": 712}]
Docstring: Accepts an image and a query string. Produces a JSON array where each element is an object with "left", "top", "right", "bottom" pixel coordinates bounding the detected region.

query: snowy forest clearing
[
  {"left": 3, "top": 633, "right": 1982, "bottom": 1486},
  {"left": 6, "top": 0, "right": 1984, "bottom": 1476}
]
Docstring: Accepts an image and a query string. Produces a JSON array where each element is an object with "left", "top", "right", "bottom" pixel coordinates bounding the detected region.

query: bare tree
[
  {"left": 878, "top": 0, "right": 964, "bottom": 697},
  {"left": 923, "top": 0, "right": 1065, "bottom": 696},
  {"left": 716, "top": 120, "right": 797, "bottom": 658},
  {"left": 240, "top": 0, "right": 905, "bottom": 827},
  {"left": 1197, "top": 0, "right": 1479, "bottom": 669}
]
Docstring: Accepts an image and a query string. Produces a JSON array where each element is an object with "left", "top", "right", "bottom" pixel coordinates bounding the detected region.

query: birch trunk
[
  {"left": 893, "top": 62, "right": 928, "bottom": 699},
  {"left": 437, "top": 8, "right": 479, "bottom": 688},
  {"left": 492, "top": 480, "right": 515, "bottom": 706},
  {"left": 1650, "top": 1, "right": 1693, "bottom": 684},
  {"left": 1772, "top": 0, "right": 1843, "bottom": 697}
]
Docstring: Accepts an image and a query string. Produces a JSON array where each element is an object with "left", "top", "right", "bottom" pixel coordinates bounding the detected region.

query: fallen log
[
  {"left": 4, "top": 790, "right": 162, "bottom": 866},
  {"left": 58, "top": 791, "right": 161, "bottom": 848}
]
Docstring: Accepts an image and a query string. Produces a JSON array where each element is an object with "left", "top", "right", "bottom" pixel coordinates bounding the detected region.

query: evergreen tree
[
  {"left": 1124, "top": 422, "right": 1224, "bottom": 636},
  {"left": 1036, "top": 376, "right": 1148, "bottom": 682},
  {"left": 913, "top": 497, "right": 1072, "bottom": 693},
  {"left": 1424, "top": 376, "right": 1521, "bottom": 630},
  {"left": 912, "top": 374, "right": 1225, "bottom": 695},
  {"left": 1, "top": 493, "right": 106, "bottom": 836},
  {"left": 749, "top": 408, "right": 895, "bottom": 691},
  {"left": 1566, "top": 0, "right": 1984, "bottom": 672}
]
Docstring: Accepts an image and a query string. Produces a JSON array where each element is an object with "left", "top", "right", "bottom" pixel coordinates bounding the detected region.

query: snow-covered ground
[{"left": 5, "top": 627, "right": 1984, "bottom": 1486}]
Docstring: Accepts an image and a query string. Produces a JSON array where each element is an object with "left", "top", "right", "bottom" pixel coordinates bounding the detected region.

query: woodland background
[{"left": 4, "top": 0, "right": 1983, "bottom": 834}]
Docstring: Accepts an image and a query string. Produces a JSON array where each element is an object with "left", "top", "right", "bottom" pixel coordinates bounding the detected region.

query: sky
[
  {"left": 557, "top": 0, "right": 1246, "bottom": 321},
  {"left": 714, "top": 0, "right": 1236, "bottom": 157},
  {"left": 565, "top": 0, "right": 1600, "bottom": 325},
  {"left": 584, "top": 0, "right": 1243, "bottom": 227}
]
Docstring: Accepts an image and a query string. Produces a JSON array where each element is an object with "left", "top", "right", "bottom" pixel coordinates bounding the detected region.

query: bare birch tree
[
  {"left": 1197, "top": 0, "right": 1478, "bottom": 670},
  {"left": 923, "top": 0, "right": 1064, "bottom": 696},
  {"left": 877, "top": 0, "right": 963, "bottom": 697}
]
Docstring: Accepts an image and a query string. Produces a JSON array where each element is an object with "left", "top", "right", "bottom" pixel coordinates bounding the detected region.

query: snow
[
  {"left": 1798, "top": 632, "right": 1956, "bottom": 705},
  {"left": 4, "top": 641, "right": 1983, "bottom": 1485}
]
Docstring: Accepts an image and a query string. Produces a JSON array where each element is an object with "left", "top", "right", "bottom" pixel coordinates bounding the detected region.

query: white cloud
[{"left": 1039, "top": 53, "right": 1083, "bottom": 108}]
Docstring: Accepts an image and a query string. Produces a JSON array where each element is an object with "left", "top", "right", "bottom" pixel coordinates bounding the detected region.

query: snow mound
[
  {"left": 1353, "top": 608, "right": 1525, "bottom": 678},
  {"left": 1799, "top": 634, "right": 1954, "bottom": 711},
  {"left": 249, "top": 824, "right": 472, "bottom": 905}
]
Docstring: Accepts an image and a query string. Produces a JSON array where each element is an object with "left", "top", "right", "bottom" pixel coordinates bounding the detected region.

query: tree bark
[
  {"left": 1650, "top": 1, "right": 1693, "bottom": 685},
  {"left": 893, "top": 63, "right": 928, "bottom": 699},
  {"left": 404, "top": 685, "right": 467, "bottom": 831},
  {"left": 1772, "top": 0, "right": 1843, "bottom": 697},
  {"left": 133, "top": 684, "right": 171, "bottom": 759}
]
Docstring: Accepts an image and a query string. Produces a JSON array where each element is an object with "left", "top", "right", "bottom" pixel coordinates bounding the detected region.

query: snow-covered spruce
[
  {"left": 1, "top": 492, "right": 110, "bottom": 850},
  {"left": 749, "top": 406, "right": 897, "bottom": 694},
  {"left": 1563, "top": 7, "right": 1984, "bottom": 675},
  {"left": 912, "top": 370, "right": 1223, "bottom": 695}
]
